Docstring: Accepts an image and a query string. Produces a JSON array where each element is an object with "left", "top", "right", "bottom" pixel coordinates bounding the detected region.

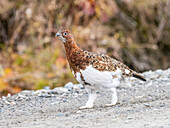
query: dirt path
[{"left": 0, "top": 69, "right": 170, "bottom": 128}]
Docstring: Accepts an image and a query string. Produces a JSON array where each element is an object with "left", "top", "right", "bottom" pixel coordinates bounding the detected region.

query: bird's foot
[{"left": 79, "top": 105, "right": 93, "bottom": 110}]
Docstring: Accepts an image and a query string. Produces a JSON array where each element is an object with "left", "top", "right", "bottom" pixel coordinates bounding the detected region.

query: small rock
[
  {"left": 73, "top": 84, "right": 84, "bottom": 89},
  {"left": 21, "top": 90, "right": 33, "bottom": 93},
  {"left": 136, "top": 96, "right": 144, "bottom": 99},
  {"left": 62, "top": 99, "right": 68, "bottom": 102},
  {"left": 146, "top": 81, "right": 153, "bottom": 86},
  {"left": 56, "top": 113, "right": 64, "bottom": 116},
  {"left": 7, "top": 93, "right": 11, "bottom": 97},
  {"left": 161, "top": 78, "right": 169, "bottom": 81},
  {"left": 37, "top": 93, "right": 54, "bottom": 97},
  {"left": 2, "top": 96, "right": 6, "bottom": 100},
  {"left": 62, "top": 93, "right": 69, "bottom": 96},
  {"left": 65, "top": 112, "right": 70, "bottom": 117},
  {"left": 34, "top": 89, "right": 48, "bottom": 95},
  {"left": 51, "top": 87, "right": 68, "bottom": 94},
  {"left": 15, "top": 94, "right": 26, "bottom": 100},
  {"left": 155, "top": 69, "right": 163, "bottom": 74},
  {"left": 80, "top": 115, "right": 86, "bottom": 118},
  {"left": 44, "top": 86, "right": 50, "bottom": 90},
  {"left": 160, "top": 104, "right": 165, "bottom": 107},
  {"left": 10, "top": 101, "right": 16, "bottom": 105},
  {"left": 64, "top": 82, "right": 74, "bottom": 90},
  {"left": 76, "top": 110, "right": 82, "bottom": 114},
  {"left": 34, "top": 89, "right": 54, "bottom": 97},
  {"left": 50, "top": 101, "right": 59, "bottom": 105},
  {"left": 125, "top": 120, "right": 129, "bottom": 124},
  {"left": 143, "top": 103, "right": 151, "bottom": 107},
  {"left": 20, "top": 90, "right": 34, "bottom": 96},
  {"left": 128, "top": 116, "right": 133, "bottom": 120},
  {"left": 4, "top": 100, "right": 11, "bottom": 104}
]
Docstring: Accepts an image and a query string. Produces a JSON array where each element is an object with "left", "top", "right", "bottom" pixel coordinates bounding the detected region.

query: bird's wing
[{"left": 86, "top": 52, "right": 146, "bottom": 81}]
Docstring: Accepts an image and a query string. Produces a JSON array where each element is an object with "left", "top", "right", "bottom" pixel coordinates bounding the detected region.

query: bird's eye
[{"left": 63, "top": 32, "right": 67, "bottom": 36}]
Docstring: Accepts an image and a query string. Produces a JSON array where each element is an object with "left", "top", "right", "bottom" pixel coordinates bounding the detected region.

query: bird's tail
[
  {"left": 132, "top": 73, "right": 146, "bottom": 81},
  {"left": 118, "top": 62, "right": 146, "bottom": 81}
]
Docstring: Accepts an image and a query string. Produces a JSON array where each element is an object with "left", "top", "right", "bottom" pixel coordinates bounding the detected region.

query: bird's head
[{"left": 56, "top": 28, "right": 74, "bottom": 43}]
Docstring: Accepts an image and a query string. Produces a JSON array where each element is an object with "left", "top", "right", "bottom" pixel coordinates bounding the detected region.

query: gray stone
[
  {"left": 51, "top": 87, "right": 68, "bottom": 94},
  {"left": 34, "top": 89, "right": 49, "bottom": 95},
  {"left": 44, "top": 86, "right": 50, "bottom": 90},
  {"left": 64, "top": 82, "right": 74, "bottom": 90},
  {"left": 15, "top": 94, "right": 26, "bottom": 100},
  {"left": 73, "top": 84, "right": 84, "bottom": 89},
  {"left": 76, "top": 110, "right": 82, "bottom": 114},
  {"left": 155, "top": 69, "right": 163, "bottom": 74},
  {"left": 56, "top": 113, "right": 64, "bottom": 116},
  {"left": 33, "top": 89, "right": 54, "bottom": 97}
]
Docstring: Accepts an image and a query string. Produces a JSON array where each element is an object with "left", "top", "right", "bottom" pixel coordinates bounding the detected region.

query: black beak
[{"left": 55, "top": 33, "right": 60, "bottom": 37}]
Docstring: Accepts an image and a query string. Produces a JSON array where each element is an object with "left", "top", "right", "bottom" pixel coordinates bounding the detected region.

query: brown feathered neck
[
  {"left": 64, "top": 39, "right": 82, "bottom": 57},
  {"left": 63, "top": 38, "right": 85, "bottom": 73}
]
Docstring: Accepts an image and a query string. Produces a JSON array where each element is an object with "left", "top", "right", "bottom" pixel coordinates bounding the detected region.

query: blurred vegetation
[{"left": 0, "top": 0, "right": 170, "bottom": 96}]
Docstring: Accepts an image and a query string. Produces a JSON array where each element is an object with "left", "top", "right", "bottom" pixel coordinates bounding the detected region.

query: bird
[{"left": 56, "top": 28, "right": 146, "bottom": 109}]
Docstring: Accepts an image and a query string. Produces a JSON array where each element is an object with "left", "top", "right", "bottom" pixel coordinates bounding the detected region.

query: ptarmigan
[{"left": 56, "top": 28, "right": 146, "bottom": 109}]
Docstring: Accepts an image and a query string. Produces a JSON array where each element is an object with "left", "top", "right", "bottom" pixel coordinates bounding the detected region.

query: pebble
[
  {"left": 146, "top": 81, "right": 153, "bottom": 86},
  {"left": 34, "top": 89, "right": 54, "bottom": 97},
  {"left": 161, "top": 78, "right": 169, "bottom": 81},
  {"left": 73, "top": 84, "right": 84, "bottom": 89},
  {"left": 20, "top": 90, "right": 34, "bottom": 96},
  {"left": 4, "top": 100, "right": 11, "bottom": 104},
  {"left": 125, "top": 120, "right": 129, "bottom": 124},
  {"left": 56, "top": 113, "right": 64, "bottom": 116},
  {"left": 127, "top": 116, "right": 133, "bottom": 120},
  {"left": 44, "top": 86, "right": 50, "bottom": 90},
  {"left": 21, "top": 90, "right": 33, "bottom": 93},
  {"left": 2, "top": 96, "right": 6, "bottom": 100},
  {"left": 155, "top": 69, "right": 163, "bottom": 74},
  {"left": 160, "top": 104, "right": 165, "bottom": 107},
  {"left": 64, "top": 82, "right": 74, "bottom": 90},
  {"left": 65, "top": 112, "right": 70, "bottom": 117},
  {"left": 51, "top": 87, "right": 68, "bottom": 94},
  {"left": 50, "top": 101, "right": 59, "bottom": 105},
  {"left": 76, "top": 110, "right": 82, "bottom": 114},
  {"left": 143, "top": 103, "right": 151, "bottom": 107},
  {"left": 34, "top": 89, "right": 49, "bottom": 95},
  {"left": 10, "top": 101, "right": 16, "bottom": 105},
  {"left": 15, "top": 94, "right": 26, "bottom": 100},
  {"left": 80, "top": 115, "right": 86, "bottom": 118},
  {"left": 37, "top": 93, "right": 54, "bottom": 97},
  {"left": 7, "top": 93, "right": 11, "bottom": 97}
]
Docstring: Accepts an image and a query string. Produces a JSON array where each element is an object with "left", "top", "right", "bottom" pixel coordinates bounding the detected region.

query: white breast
[
  {"left": 79, "top": 65, "right": 122, "bottom": 89},
  {"left": 72, "top": 71, "right": 84, "bottom": 84}
]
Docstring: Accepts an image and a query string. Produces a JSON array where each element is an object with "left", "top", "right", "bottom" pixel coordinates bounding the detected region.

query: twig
[{"left": 9, "top": 20, "right": 26, "bottom": 48}]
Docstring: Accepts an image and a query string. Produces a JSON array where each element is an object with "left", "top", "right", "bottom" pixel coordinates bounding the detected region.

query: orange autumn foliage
[{"left": 0, "top": 68, "right": 22, "bottom": 96}]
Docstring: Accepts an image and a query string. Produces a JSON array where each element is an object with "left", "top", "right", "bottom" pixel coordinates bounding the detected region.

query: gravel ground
[{"left": 0, "top": 69, "right": 170, "bottom": 128}]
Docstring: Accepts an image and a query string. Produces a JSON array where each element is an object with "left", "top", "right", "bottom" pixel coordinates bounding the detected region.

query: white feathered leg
[
  {"left": 79, "top": 89, "right": 96, "bottom": 109},
  {"left": 105, "top": 87, "right": 118, "bottom": 107}
]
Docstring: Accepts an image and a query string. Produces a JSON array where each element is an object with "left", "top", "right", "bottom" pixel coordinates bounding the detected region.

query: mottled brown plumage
[
  {"left": 56, "top": 28, "right": 146, "bottom": 82},
  {"left": 56, "top": 28, "right": 146, "bottom": 109}
]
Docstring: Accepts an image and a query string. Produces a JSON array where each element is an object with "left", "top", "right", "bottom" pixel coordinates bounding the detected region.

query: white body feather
[{"left": 73, "top": 65, "right": 122, "bottom": 90}]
